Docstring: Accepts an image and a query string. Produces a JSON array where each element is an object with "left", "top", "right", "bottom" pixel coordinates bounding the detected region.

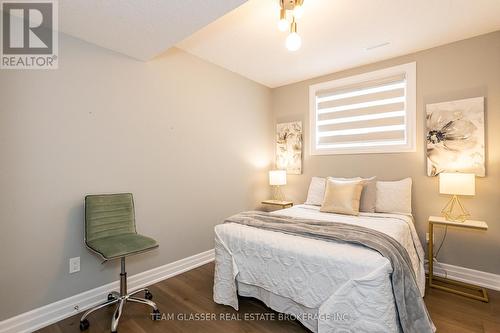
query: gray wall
[
  {"left": 1, "top": 29, "right": 499, "bottom": 322},
  {"left": 272, "top": 31, "right": 500, "bottom": 274},
  {"left": 0, "top": 34, "right": 272, "bottom": 320}
]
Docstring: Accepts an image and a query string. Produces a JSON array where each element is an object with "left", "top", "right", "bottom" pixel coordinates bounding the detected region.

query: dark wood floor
[{"left": 37, "top": 263, "right": 500, "bottom": 333}]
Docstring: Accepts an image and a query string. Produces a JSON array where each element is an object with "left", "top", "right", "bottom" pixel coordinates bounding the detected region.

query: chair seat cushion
[{"left": 86, "top": 233, "right": 158, "bottom": 260}]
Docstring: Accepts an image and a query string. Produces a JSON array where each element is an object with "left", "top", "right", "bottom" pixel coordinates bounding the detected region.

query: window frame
[{"left": 309, "top": 62, "right": 416, "bottom": 155}]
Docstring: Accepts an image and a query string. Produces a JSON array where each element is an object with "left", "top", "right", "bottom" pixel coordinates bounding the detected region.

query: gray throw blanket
[{"left": 225, "top": 211, "right": 434, "bottom": 333}]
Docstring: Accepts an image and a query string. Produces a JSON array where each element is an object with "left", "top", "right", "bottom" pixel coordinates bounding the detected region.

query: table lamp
[
  {"left": 439, "top": 172, "right": 475, "bottom": 222},
  {"left": 269, "top": 170, "right": 287, "bottom": 201}
]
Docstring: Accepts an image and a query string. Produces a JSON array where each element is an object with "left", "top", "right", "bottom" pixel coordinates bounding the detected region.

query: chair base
[{"left": 79, "top": 258, "right": 160, "bottom": 332}]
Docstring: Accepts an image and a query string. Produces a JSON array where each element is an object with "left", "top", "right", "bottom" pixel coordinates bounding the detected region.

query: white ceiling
[
  {"left": 59, "top": 0, "right": 247, "bottom": 61},
  {"left": 177, "top": 0, "right": 500, "bottom": 88}
]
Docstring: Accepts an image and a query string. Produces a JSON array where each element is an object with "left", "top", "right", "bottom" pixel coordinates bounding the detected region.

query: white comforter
[{"left": 213, "top": 205, "right": 426, "bottom": 333}]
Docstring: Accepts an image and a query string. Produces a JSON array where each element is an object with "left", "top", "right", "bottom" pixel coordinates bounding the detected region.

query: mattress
[{"left": 213, "top": 204, "right": 426, "bottom": 333}]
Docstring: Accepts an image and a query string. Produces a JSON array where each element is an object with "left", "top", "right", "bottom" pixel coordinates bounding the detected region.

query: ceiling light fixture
[
  {"left": 278, "top": 8, "right": 288, "bottom": 32},
  {"left": 278, "top": 0, "right": 305, "bottom": 52},
  {"left": 292, "top": 3, "right": 304, "bottom": 19},
  {"left": 286, "top": 20, "right": 301, "bottom": 51}
]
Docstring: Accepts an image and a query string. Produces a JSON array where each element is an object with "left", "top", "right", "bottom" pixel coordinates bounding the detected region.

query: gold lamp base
[
  {"left": 442, "top": 195, "right": 470, "bottom": 222},
  {"left": 272, "top": 185, "right": 285, "bottom": 201}
]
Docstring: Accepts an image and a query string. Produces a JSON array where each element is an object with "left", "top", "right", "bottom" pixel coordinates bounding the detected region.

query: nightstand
[
  {"left": 261, "top": 200, "right": 293, "bottom": 210},
  {"left": 428, "top": 216, "right": 489, "bottom": 302}
]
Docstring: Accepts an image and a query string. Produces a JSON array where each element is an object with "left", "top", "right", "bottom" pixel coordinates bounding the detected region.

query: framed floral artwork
[
  {"left": 426, "top": 97, "right": 485, "bottom": 177},
  {"left": 276, "top": 121, "right": 302, "bottom": 174}
]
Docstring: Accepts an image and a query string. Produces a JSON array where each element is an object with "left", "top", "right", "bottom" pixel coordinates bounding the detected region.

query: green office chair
[{"left": 80, "top": 193, "right": 160, "bottom": 333}]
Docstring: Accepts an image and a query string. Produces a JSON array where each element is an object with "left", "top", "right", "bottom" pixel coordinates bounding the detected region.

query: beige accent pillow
[
  {"left": 305, "top": 176, "right": 377, "bottom": 212},
  {"left": 320, "top": 178, "right": 364, "bottom": 216}
]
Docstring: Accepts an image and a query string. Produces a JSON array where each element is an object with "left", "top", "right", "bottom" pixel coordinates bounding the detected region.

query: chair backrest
[{"left": 85, "top": 193, "right": 137, "bottom": 243}]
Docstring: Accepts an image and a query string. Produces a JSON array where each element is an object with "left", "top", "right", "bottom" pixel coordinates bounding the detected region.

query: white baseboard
[
  {"left": 0, "top": 249, "right": 215, "bottom": 333},
  {"left": 2, "top": 252, "right": 497, "bottom": 333},
  {"left": 425, "top": 260, "right": 500, "bottom": 291}
]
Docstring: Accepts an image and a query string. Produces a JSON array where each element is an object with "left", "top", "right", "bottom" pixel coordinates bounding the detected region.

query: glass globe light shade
[
  {"left": 293, "top": 5, "right": 304, "bottom": 19},
  {"left": 278, "top": 18, "right": 288, "bottom": 32},
  {"left": 286, "top": 32, "right": 302, "bottom": 51}
]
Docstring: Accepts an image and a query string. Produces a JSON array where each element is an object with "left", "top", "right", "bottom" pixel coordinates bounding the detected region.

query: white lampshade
[
  {"left": 269, "top": 170, "right": 287, "bottom": 186},
  {"left": 439, "top": 172, "right": 475, "bottom": 196}
]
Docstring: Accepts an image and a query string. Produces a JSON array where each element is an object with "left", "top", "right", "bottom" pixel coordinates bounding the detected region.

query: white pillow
[
  {"left": 304, "top": 177, "right": 326, "bottom": 206},
  {"left": 358, "top": 176, "right": 377, "bottom": 213},
  {"left": 304, "top": 176, "right": 377, "bottom": 212},
  {"left": 375, "top": 178, "right": 412, "bottom": 215}
]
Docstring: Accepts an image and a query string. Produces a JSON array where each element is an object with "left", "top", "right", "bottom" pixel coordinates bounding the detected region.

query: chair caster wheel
[
  {"left": 79, "top": 319, "right": 89, "bottom": 331},
  {"left": 107, "top": 293, "right": 116, "bottom": 301},
  {"left": 145, "top": 291, "right": 153, "bottom": 300},
  {"left": 152, "top": 309, "right": 161, "bottom": 321}
]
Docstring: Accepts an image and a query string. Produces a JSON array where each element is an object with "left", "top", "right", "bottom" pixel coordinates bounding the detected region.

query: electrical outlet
[
  {"left": 69, "top": 257, "right": 80, "bottom": 274},
  {"left": 425, "top": 233, "right": 435, "bottom": 244}
]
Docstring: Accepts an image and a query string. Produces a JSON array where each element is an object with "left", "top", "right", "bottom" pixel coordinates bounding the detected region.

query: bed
[{"left": 213, "top": 204, "right": 427, "bottom": 333}]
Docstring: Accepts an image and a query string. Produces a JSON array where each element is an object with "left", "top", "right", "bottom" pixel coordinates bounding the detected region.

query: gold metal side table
[
  {"left": 428, "top": 216, "right": 489, "bottom": 302},
  {"left": 261, "top": 200, "right": 293, "bottom": 210}
]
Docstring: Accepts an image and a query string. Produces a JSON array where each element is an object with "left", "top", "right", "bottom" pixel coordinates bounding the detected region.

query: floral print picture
[
  {"left": 426, "top": 97, "right": 485, "bottom": 177},
  {"left": 276, "top": 121, "right": 302, "bottom": 174}
]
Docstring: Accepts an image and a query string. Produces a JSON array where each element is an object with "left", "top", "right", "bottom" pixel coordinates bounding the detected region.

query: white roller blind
[{"left": 309, "top": 63, "right": 416, "bottom": 155}]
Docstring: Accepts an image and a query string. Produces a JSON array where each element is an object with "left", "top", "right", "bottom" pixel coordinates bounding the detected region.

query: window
[{"left": 309, "top": 62, "right": 416, "bottom": 155}]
